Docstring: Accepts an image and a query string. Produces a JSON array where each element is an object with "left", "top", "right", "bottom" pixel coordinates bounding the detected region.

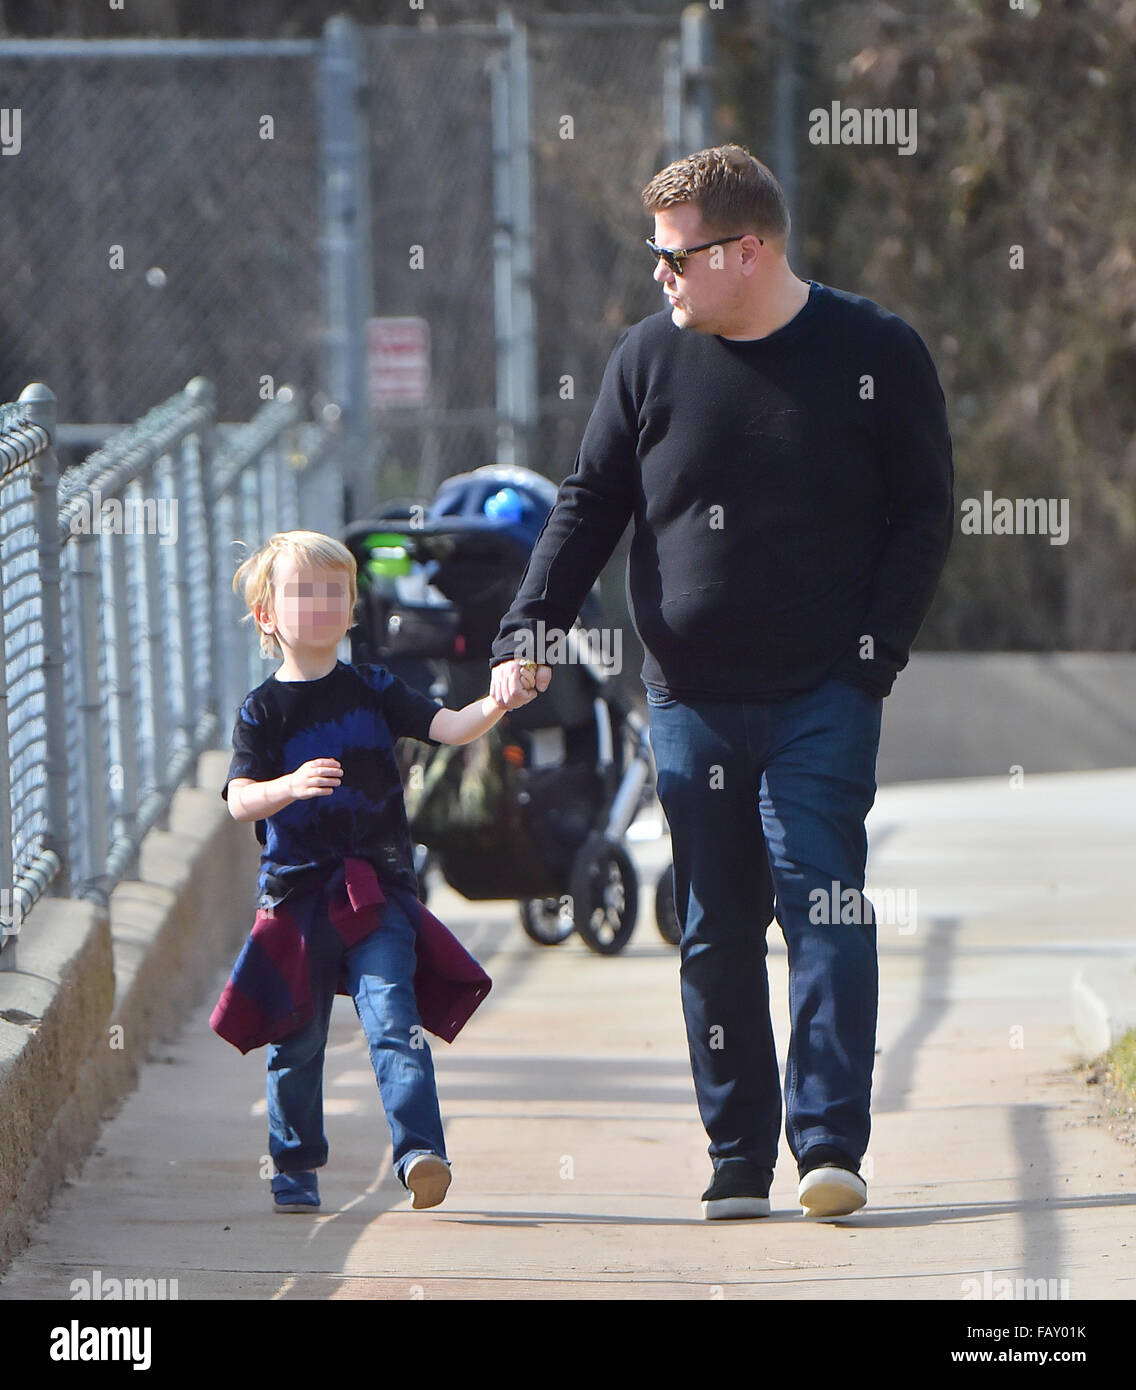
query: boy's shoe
[
  {"left": 797, "top": 1145, "right": 866, "bottom": 1218},
  {"left": 403, "top": 1153, "right": 452, "bottom": 1210},
  {"left": 272, "top": 1169, "right": 320, "bottom": 1214},
  {"left": 700, "top": 1160, "right": 774, "bottom": 1219}
]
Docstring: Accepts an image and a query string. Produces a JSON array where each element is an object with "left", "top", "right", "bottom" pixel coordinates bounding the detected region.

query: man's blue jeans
[
  {"left": 646, "top": 675, "right": 883, "bottom": 1174},
  {"left": 265, "top": 892, "right": 448, "bottom": 1187}
]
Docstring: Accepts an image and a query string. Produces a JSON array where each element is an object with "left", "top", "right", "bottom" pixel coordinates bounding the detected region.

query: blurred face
[
  {"left": 259, "top": 556, "right": 353, "bottom": 654},
  {"left": 651, "top": 203, "right": 760, "bottom": 335}
]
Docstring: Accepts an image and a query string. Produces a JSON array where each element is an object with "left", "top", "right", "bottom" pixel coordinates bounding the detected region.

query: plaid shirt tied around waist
[{"left": 210, "top": 856, "right": 492, "bottom": 1054}]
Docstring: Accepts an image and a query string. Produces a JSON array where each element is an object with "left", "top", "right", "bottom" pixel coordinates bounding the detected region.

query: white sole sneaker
[
  {"left": 701, "top": 1196, "right": 772, "bottom": 1220},
  {"left": 798, "top": 1165, "right": 867, "bottom": 1218},
  {"left": 404, "top": 1154, "right": 452, "bottom": 1209}
]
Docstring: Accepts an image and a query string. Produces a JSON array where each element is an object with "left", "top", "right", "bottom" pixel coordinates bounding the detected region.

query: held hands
[
  {"left": 490, "top": 659, "right": 553, "bottom": 711},
  {"left": 281, "top": 673, "right": 554, "bottom": 777},
  {"left": 288, "top": 758, "right": 343, "bottom": 799}
]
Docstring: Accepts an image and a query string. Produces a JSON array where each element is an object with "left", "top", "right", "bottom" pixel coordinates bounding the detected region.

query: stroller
[{"left": 343, "top": 465, "right": 680, "bottom": 955}]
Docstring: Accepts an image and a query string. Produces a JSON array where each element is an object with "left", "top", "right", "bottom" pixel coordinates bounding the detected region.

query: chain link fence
[
  {"left": 360, "top": 15, "right": 680, "bottom": 500},
  {"left": 0, "top": 377, "right": 340, "bottom": 965},
  {"left": 361, "top": 26, "right": 502, "bottom": 501},
  {"left": 356, "top": 13, "right": 683, "bottom": 678},
  {"left": 526, "top": 14, "right": 679, "bottom": 474},
  {"left": 0, "top": 17, "right": 688, "bottom": 502},
  {"left": 0, "top": 43, "right": 323, "bottom": 437}
]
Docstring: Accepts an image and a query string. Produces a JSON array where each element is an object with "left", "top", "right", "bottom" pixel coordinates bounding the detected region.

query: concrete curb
[
  {"left": 0, "top": 749, "right": 258, "bottom": 1272},
  {"left": 1070, "top": 964, "right": 1136, "bottom": 1062}
]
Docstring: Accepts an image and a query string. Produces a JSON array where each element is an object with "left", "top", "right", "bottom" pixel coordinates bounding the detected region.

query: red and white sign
[{"left": 367, "top": 316, "right": 431, "bottom": 409}]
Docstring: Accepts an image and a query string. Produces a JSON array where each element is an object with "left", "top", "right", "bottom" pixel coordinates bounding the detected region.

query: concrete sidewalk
[{"left": 2, "top": 770, "right": 1134, "bottom": 1300}]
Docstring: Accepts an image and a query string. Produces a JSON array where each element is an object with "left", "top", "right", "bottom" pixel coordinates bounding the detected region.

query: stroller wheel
[
  {"left": 655, "top": 863, "right": 681, "bottom": 946},
  {"left": 569, "top": 833, "right": 638, "bottom": 956},
  {"left": 519, "top": 898, "right": 574, "bottom": 947}
]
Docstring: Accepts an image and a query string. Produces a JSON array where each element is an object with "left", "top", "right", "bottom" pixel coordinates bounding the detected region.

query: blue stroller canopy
[{"left": 429, "top": 465, "right": 560, "bottom": 551}]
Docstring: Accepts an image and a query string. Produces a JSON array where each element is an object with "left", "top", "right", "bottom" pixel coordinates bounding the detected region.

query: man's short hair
[{"left": 640, "top": 144, "right": 791, "bottom": 244}]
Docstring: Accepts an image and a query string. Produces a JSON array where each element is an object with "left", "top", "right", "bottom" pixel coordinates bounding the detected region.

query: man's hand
[{"left": 490, "top": 659, "right": 553, "bottom": 711}]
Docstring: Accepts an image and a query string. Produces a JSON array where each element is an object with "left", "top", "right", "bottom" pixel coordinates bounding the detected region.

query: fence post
[
  {"left": 771, "top": 0, "right": 804, "bottom": 270},
  {"left": 662, "top": 36, "right": 683, "bottom": 165},
  {"left": 24, "top": 384, "right": 70, "bottom": 905},
  {"left": 139, "top": 490, "right": 172, "bottom": 840},
  {"left": 506, "top": 10, "right": 537, "bottom": 473},
  {"left": 493, "top": 8, "right": 538, "bottom": 472},
  {"left": 319, "top": 14, "right": 375, "bottom": 521},
  {"left": 491, "top": 24, "right": 517, "bottom": 468},
  {"left": 168, "top": 407, "right": 198, "bottom": 791},
  {"left": 0, "top": 453, "right": 13, "bottom": 962},
  {"left": 72, "top": 520, "right": 109, "bottom": 906},
  {"left": 186, "top": 378, "right": 220, "bottom": 722},
  {"left": 106, "top": 474, "right": 141, "bottom": 881},
  {"left": 680, "top": 4, "right": 715, "bottom": 153}
]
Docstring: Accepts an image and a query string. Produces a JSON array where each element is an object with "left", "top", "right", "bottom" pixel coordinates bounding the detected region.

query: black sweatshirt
[{"left": 490, "top": 280, "right": 954, "bottom": 700}]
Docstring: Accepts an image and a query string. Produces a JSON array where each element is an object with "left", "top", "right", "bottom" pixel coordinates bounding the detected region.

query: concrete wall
[
  {"left": 878, "top": 653, "right": 1136, "bottom": 784},
  {"left": 0, "top": 751, "right": 259, "bottom": 1271}
]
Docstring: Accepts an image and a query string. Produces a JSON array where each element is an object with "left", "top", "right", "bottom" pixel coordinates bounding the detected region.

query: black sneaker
[
  {"left": 796, "top": 1145, "right": 866, "bottom": 1218},
  {"left": 700, "top": 1160, "right": 774, "bottom": 1219}
]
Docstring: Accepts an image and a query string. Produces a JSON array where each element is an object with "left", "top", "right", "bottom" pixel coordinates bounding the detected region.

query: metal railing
[{"left": 0, "top": 380, "right": 341, "bottom": 969}]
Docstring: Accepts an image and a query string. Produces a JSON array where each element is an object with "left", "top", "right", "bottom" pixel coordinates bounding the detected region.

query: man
[{"left": 490, "top": 145, "right": 954, "bottom": 1220}]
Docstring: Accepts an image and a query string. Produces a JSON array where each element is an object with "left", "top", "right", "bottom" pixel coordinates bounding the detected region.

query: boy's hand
[{"left": 288, "top": 758, "right": 343, "bottom": 799}]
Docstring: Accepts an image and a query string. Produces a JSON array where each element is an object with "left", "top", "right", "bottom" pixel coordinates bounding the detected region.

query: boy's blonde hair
[{"left": 232, "top": 530, "right": 358, "bottom": 660}]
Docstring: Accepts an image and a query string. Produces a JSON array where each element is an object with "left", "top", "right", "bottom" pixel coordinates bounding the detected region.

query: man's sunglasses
[{"left": 645, "top": 233, "right": 761, "bottom": 276}]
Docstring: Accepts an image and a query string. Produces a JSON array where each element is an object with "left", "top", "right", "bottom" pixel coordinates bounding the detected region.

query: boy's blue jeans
[
  {"left": 266, "top": 892, "right": 448, "bottom": 1187},
  {"left": 645, "top": 674, "right": 883, "bottom": 1175}
]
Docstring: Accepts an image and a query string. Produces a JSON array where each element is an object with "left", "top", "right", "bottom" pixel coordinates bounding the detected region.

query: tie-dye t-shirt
[{"left": 222, "top": 660, "right": 442, "bottom": 909}]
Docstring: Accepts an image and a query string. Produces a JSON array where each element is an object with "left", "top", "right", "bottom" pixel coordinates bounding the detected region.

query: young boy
[{"left": 211, "top": 529, "right": 539, "bottom": 1214}]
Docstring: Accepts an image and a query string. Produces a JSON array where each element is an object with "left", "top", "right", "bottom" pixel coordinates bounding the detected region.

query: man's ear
[{"left": 739, "top": 233, "right": 768, "bottom": 274}]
